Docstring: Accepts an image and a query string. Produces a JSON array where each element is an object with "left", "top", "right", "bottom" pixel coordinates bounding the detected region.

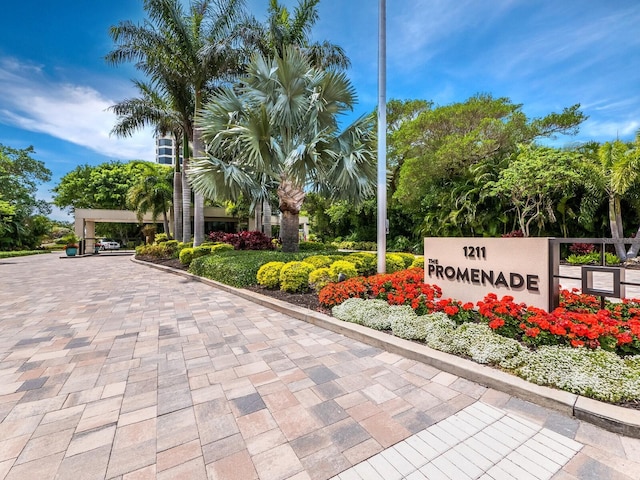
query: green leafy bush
[
  {"left": 179, "top": 247, "right": 195, "bottom": 265},
  {"left": 332, "top": 240, "right": 377, "bottom": 251},
  {"left": 136, "top": 244, "right": 167, "bottom": 258},
  {"left": 411, "top": 256, "right": 425, "bottom": 268},
  {"left": 385, "top": 253, "right": 405, "bottom": 273},
  {"left": 189, "top": 251, "right": 313, "bottom": 287},
  {"left": 279, "top": 261, "right": 315, "bottom": 292},
  {"left": 328, "top": 260, "right": 358, "bottom": 281},
  {"left": 308, "top": 267, "right": 333, "bottom": 292},
  {"left": 394, "top": 252, "right": 416, "bottom": 269},
  {"left": 155, "top": 233, "right": 169, "bottom": 243},
  {"left": 210, "top": 243, "right": 234, "bottom": 254},
  {"left": 567, "top": 252, "right": 620, "bottom": 265},
  {"left": 346, "top": 252, "right": 377, "bottom": 276},
  {"left": 162, "top": 240, "right": 180, "bottom": 257},
  {"left": 303, "top": 255, "right": 333, "bottom": 268},
  {"left": 257, "top": 262, "right": 285, "bottom": 288}
]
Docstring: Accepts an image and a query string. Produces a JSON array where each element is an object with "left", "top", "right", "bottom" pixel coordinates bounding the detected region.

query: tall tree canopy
[
  {"left": 391, "top": 94, "right": 586, "bottom": 237},
  {"left": 53, "top": 161, "right": 171, "bottom": 211},
  {"left": 107, "top": 0, "right": 247, "bottom": 245},
  {"left": 0, "top": 144, "right": 51, "bottom": 250},
  {"left": 189, "top": 47, "right": 375, "bottom": 252}
]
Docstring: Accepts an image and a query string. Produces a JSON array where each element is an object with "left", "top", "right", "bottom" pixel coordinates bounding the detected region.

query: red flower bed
[
  {"left": 319, "top": 267, "right": 640, "bottom": 356},
  {"left": 318, "top": 268, "right": 442, "bottom": 315}
]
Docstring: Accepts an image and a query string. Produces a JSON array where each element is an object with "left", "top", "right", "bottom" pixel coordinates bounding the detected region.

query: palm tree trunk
[
  {"left": 254, "top": 201, "right": 262, "bottom": 232},
  {"left": 173, "top": 134, "right": 183, "bottom": 241},
  {"left": 280, "top": 210, "right": 300, "bottom": 252},
  {"left": 263, "top": 199, "right": 272, "bottom": 237},
  {"left": 626, "top": 225, "right": 640, "bottom": 258},
  {"left": 277, "top": 177, "right": 305, "bottom": 252},
  {"left": 173, "top": 171, "right": 182, "bottom": 241},
  {"left": 182, "top": 159, "right": 192, "bottom": 243},
  {"left": 194, "top": 193, "right": 205, "bottom": 246},
  {"left": 610, "top": 193, "right": 627, "bottom": 260},
  {"left": 162, "top": 209, "right": 170, "bottom": 238},
  {"left": 192, "top": 90, "right": 206, "bottom": 247}
]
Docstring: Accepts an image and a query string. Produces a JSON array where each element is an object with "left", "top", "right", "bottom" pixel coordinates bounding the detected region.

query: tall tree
[
  {"left": 189, "top": 47, "right": 376, "bottom": 252},
  {"left": 488, "top": 145, "right": 583, "bottom": 237},
  {"left": 236, "top": 0, "right": 351, "bottom": 234},
  {"left": 392, "top": 95, "right": 586, "bottom": 237},
  {"left": 107, "top": 0, "right": 247, "bottom": 246},
  {"left": 127, "top": 164, "right": 174, "bottom": 236},
  {"left": 109, "top": 80, "right": 185, "bottom": 239},
  {"left": 579, "top": 132, "right": 640, "bottom": 259},
  {"left": 0, "top": 144, "right": 51, "bottom": 250}
]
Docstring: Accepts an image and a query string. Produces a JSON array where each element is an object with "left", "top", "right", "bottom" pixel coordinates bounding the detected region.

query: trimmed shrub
[
  {"left": 162, "top": 240, "right": 180, "bottom": 257},
  {"left": 304, "top": 255, "right": 333, "bottom": 268},
  {"left": 194, "top": 245, "right": 213, "bottom": 256},
  {"left": 280, "top": 261, "right": 315, "bottom": 293},
  {"left": 210, "top": 243, "right": 234, "bottom": 254},
  {"left": 308, "top": 268, "right": 333, "bottom": 292},
  {"left": 136, "top": 244, "right": 166, "bottom": 258},
  {"left": 394, "top": 252, "right": 416, "bottom": 269},
  {"left": 189, "top": 250, "right": 309, "bottom": 287},
  {"left": 346, "top": 252, "right": 377, "bottom": 276},
  {"left": 385, "top": 253, "right": 405, "bottom": 273},
  {"left": 257, "top": 262, "right": 285, "bottom": 288},
  {"left": 411, "top": 256, "right": 424, "bottom": 268},
  {"left": 155, "top": 233, "right": 169, "bottom": 243},
  {"left": 328, "top": 260, "right": 358, "bottom": 281},
  {"left": 179, "top": 247, "right": 195, "bottom": 265}
]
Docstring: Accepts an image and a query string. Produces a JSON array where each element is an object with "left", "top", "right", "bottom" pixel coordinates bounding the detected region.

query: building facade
[{"left": 155, "top": 135, "right": 182, "bottom": 166}]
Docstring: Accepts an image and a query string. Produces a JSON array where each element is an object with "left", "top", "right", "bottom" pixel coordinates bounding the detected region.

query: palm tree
[
  {"left": 234, "top": 0, "right": 351, "bottom": 235},
  {"left": 251, "top": 0, "right": 350, "bottom": 71},
  {"left": 127, "top": 164, "right": 174, "bottom": 237},
  {"left": 109, "top": 79, "right": 184, "bottom": 239},
  {"left": 579, "top": 133, "right": 640, "bottom": 260},
  {"left": 189, "top": 47, "right": 376, "bottom": 252},
  {"left": 107, "top": 0, "right": 247, "bottom": 246}
]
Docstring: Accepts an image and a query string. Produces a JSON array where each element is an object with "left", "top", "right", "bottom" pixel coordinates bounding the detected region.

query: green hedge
[
  {"left": 188, "top": 250, "right": 316, "bottom": 287},
  {"left": 0, "top": 250, "right": 50, "bottom": 258}
]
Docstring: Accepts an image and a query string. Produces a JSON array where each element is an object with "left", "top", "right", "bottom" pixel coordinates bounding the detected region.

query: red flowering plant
[
  {"left": 367, "top": 268, "right": 442, "bottom": 315},
  {"left": 318, "top": 267, "right": 442, "bottom": 314},
  {"left": 435, "top": 299, "right": 478, "bottom": 325},
  {"left": 318, "top": 277, "right": 370, "bottom": 307},
  {"left": 480, "top": 288, "right": 640, "bottom": 355},
  {"left": 476, "top": 293, "right": 527, "bottom": 339}
]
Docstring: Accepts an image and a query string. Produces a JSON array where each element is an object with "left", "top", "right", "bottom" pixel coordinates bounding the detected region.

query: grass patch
[{"left": 0, "top": 250, "right": 51, "bottom": 258}]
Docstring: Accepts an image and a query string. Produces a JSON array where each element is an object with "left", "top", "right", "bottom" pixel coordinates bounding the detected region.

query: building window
[{"left": 158, "top": 138, "right": 172, "bottom": 146}]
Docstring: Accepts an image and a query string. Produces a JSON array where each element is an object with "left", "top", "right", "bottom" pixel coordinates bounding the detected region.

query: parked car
[{"left": 97, "top": 239, "right": 120, "bottom": 250}]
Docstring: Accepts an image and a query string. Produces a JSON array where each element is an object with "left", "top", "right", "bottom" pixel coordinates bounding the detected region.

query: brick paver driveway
[{"left": 1, "top": 253, "right": 639, "bottom": 479}]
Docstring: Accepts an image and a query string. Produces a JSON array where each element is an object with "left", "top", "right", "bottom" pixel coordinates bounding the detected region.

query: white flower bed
[{"left": 332, "top": 298, "right": 640, "bottom": 403}]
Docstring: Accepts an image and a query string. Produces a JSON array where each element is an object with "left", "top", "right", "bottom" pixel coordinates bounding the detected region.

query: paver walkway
[{"left": 0, "top": 253, "right": 639, "bottom": 480}]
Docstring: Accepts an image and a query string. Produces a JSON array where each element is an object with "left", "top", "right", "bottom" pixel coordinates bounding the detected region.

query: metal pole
[{"left": 377, "top": 0, "right": 387, "bottom": 273}]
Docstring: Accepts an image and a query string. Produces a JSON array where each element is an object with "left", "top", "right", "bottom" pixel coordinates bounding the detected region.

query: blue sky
[{"left": 1, "top": 1, "right": 639, "bottom": 221}]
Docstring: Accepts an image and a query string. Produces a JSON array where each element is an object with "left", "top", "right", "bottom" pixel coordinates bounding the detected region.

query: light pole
[{"left": 377, "top": 0, "right": 387, "bottom": 273}]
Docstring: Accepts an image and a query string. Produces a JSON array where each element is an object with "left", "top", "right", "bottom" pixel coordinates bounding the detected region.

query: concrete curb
[{"left": 132, "top": 257, "right": 640, "bottom": 438}]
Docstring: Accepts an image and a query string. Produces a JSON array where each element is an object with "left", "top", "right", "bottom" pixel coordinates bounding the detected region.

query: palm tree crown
[{"left": 189, "top": 47, "right": 375, "bottom": 252}]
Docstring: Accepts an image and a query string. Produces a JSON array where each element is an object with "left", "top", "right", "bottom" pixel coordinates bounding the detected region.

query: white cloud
[
  {"left": 581, "top": 119, "right": 639, "bottom": 139},
  {"left": 0, "top": 57, "right": 154, "bottom": 161}
]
